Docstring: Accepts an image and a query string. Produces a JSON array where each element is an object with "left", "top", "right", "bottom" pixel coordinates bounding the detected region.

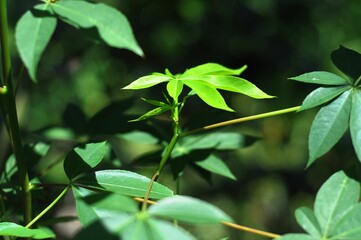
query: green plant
[{"left": 1, "top": 0, "right": 361, "bottom": 240}]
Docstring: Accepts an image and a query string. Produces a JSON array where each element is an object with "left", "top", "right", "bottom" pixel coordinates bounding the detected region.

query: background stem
[{"left": 0, "top": 0, "right": 32, "bottom": 225}]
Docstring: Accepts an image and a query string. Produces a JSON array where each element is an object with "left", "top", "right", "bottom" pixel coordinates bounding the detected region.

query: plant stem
[
  {"left": 182, "top": 106, "right": 301, "bottom": 137},
  {"left": 0, "top": 0, "right": 32, "bottom": 225},
  {"left": 222, "top": 221, "right": 280, "bottom": 239},
  {"left": 25, "top": 186, "right": 69, "bottom": 229}
]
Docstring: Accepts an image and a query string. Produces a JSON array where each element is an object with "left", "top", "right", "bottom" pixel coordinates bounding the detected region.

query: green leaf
[
  {"left": 75, "top": 170, "right": 173, "bottom": 199},
  {"left": 50, "top": 1, "right": 143, "bottom": 56},
  {"left": 148, "top": 195, "right": 232, "bottom": 224},
  {"left": 182, "top": 63, "right": 247, "bottom": 77},
  {"left": 182, "top": 75, "right": 274, "bottom": 99},
  {"left": 72, "top": 186, "right": 138, "bottom": 226},
  {"left": 350, "top": 90, "right": 361, "bottom": 161},
  {"left": 314, "top": 170, "right": 360, "bottom": 236},
  {"left": 141, "top": 98, "right": 170, "bottom": 107},
  {"left": 123, "top": 74, "right": 173, "bottom": 90},
  {"left": 295, "top": 207, "right": 321, "bottom": 237},
  {"left": 183, "top": 80, "right": 234, "bottom": 111},
  {"left": 195, "top": 154, "right": 236, "bottom": 180},
  {"left": 331, "top": 45, "right": 361, "bottom": 81},
  {"left": 277, "top": 234, "right": 315, "bottom": 240},
  {"left": 64, "top": 142, "right": 107, "bottom": 180},
  {"left": 173, "top": 132, "right": 244, "bottom": 158},
  {"left": 15, "top": 4, "right": 57, "bottom": 82},
  {"left": 0, "top": 222, "right": 55, "bottom": 239},
  {"left": 166, "top": 79, "right": 184, "bottom": 101},
  {"left": 147, "top": 219, "right": 196, "bottom": 240},
  {"left": 307, "top": 90, "right": 352, "bottom": 166},
  {"left": 299, "top": 85, "right": 351, "bottom": 111},
  {"left": 119, "top": 130, "right": 159, "bottom": 144},
  {"left": 129, "top": 105, "right": 171, "bottom": 122},
  {"left": 332, "top": 203, "right": 361, "bottom": 239},
  {"left": 289, "top": 71, "right": 348, "bottom": 85}
]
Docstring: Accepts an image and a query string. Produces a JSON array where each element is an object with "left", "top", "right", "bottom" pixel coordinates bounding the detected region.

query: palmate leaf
[
  {"left": 15, "top": 4, "right": 57, "bottom": 82},
  {"left": 123, "top": 63, "right": 273, "bottom": 112},
  {"left": 289, "top": 71, "right": 348, "bottom": 85},
  {"left": 195, "top": 154, "right": 236, "bottom": 180},
  {"left": 307, "top": 90, "right": 352, "bottom": 167},
  {"left": 49, "top": 1, "right": 143, "bottom": 56},
  {"left": 278, "top": 171, "right": 361, "bottom": 240}
]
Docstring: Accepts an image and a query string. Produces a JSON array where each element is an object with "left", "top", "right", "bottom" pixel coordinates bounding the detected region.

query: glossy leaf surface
[
  {"left": 290, "top": 71, "right": 348, "bottom": 85},
  {"left": 0, "top": 222, "right": 55, "bottom": 239}
]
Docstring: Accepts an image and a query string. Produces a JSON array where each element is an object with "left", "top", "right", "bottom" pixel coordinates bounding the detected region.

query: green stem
[
  {"left": 181, "top": 106, "right": 301, "bottom": 137},
  {"left": 0, "top": 0, "right": 32, "bottom": 225},
  {"left": 25, "top": 186, "right": 69, "bottom": 229}
]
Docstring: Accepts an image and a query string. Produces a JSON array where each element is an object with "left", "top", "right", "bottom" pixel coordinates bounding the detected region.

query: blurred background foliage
[{"left": 1, "top": 0, "right": 361, "bottom": 239}]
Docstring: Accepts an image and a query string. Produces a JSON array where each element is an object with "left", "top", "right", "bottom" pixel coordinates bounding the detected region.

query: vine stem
[
  {"left": 181, "top": 106, "right": 301, "bottom": 137},
  {"left": 0, "top": 0, "right": 32, "bottom": 225},
  {"left": 25, "top": 186, "right": 69, "bottom": 229},
  {"left": 135, "top": 197, "right": 280, "bottom": 239}
]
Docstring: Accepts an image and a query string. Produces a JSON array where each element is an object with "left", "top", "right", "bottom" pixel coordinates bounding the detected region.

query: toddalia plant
[{"left": 1, "top": 0, "right": 361, "bottom": 239}]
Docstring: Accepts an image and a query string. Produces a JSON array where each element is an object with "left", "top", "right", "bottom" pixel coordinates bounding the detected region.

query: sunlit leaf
[
  {"left": 0, "top": 222, "right": 55, "bottom": 239},
  {"left": 15, "top": 4, "right": 57, "bottom": 82},
  {"left": 123, "top": 74, "right": 172, "bottom": 90},
  {"left": 350, "top": 90, "right": 361, "bottom": 161},
  {"left": 75, "top": 170, "right": 173, "bottom": 199},
  {"left": 182, "top": 63, "right": 247, "bottom": 77},
  {"left": 195, "top": 154, "right": 236, "bottom": 180},
  {"left": 148, "top": 195, "right": 232, "bottom": 224},
  {"left": 299, "top": 85, "right": 351, "bottom": 111},
  {"left": 183, "top": 80, "right": 234, "bottom": 111},
  {"left": 331, "top": 45, "right": 361, "bottom": 81},
  {"left": 295, "top": 207, "right": 321, "bottom": 237},
  {"left": 314, "top": 170, "right": 360, "bottom": 236},
  {"left": 289, "top": 71, "right": 348, "bottom": 85},
  {"left": 50, "top": 1, "right": 143, "bottom": 56},
  {"left": 307, "top": 90, "right": 352, "bottom": 166},
  {"left": 167, "top": 79, "right": 184, "bottom": 101},
  {"left": 182, "top": 75, "right": 274, "bottom": 99}
]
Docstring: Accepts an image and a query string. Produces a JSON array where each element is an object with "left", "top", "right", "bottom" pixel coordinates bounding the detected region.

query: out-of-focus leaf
[
  {"left": 277, "top": 234, "right": 315, "bottom": 240},
  {"left": 0, "top": 222, "right": 55, "bottom": 239},
  {"left": 15, "top": 4, "right": 57, "bottom": 82},
  {"left": 64, "top": 142, "right": 107, "bottom": 180},
  {"left": 123, "top": 74, "right": 172, "bottom": 90},
  {"left": 119, "top": 130, "right": 159, "bottom": 145},
  {"left": 307, "top": 90, "right": 352, "bottom": 167},
  {"left": 148, "top": 195, "right": 232, "bottom": 224},
  {"left": 350, "top": 90, "right": 361, "bottom": 161},
  {"left": 295, "top": 207, "right": 321, "bottom": 237},
  {"left": 182, "top": 63, "right": 247, "bottom": 77},
  {"left": 299, "top": 85, "right": 350, "bottom": 111},
  {"left": 72, "top": 187, "right": 137, "bottom": 226},
  {"left": 75, "top": 170, "right": 173, "bottom": 199},
  {"left": 289, "top": 71, "right": 348, "bottom": 85},
  {"left": 63, "top": 103, "right": 87, "bottom": 134},
  {"left": 173, "top": 132, "right": 244, "bottom": 158},
  {"left": 147, "top": 219, "right": 196, "bottom": 240},
  {"left": 73, "top": 220, "right": 119, "bottom": 240},
  {"left": 331, "top": 45, "right": 361, "bottom": 81},
  {"left": 50, "top": 1, "right": 143, "bottom": 56},
  {"left": 195, "top": 154, "right": 236, "bottom": 180},
  {"left": 314, "top": 170, "right": 360, "bottom": 236}
]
